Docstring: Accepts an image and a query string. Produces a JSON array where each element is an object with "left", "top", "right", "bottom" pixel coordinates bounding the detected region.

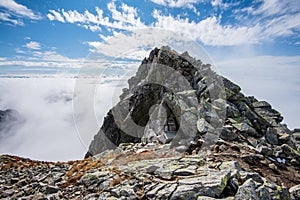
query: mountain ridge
[{"left": 0, "top": 46, "right": 299, "bottom": 199}]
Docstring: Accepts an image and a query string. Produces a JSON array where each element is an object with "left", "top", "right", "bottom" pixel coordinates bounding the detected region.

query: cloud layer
[{"left": 0, "top": 74, "right": 131, "bottom": 161}]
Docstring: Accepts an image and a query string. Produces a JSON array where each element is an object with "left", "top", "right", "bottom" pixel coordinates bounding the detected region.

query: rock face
[
  {"left": 0, "top": 47, "right": 299, "bottom": 199},
  {"left": 86, "top": 46, "right": 299, "bottom": 170}
]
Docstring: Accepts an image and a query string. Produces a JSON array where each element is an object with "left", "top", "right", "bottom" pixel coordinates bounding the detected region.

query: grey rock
[
  {"left": 232, "top": 122, "right": 259, "bottom": 138},
  {"left": 80, "top": 171, "right": 111, "bottom": 187},
  {"left": 234, "top": 179, "right": 258, "bottom": 200},
  {"left": 265, "top": 127, "right": 279, "bottom": 145},
  {"left": 219, "top": 126, "right": 238, "bottom": 141},
  {"left": 257, "top": 145, "right": 274, "bottom": 157},
  {"left": 197, "top": 118, "right": 215, "bottom": 133},
  {"left": 289, "top": 184, "right": 300, "bottom": 200},
  {"left": 82, "top": 193, "right": 99, "bottom": 200},
  {"left": 45, "top": 185, "right": 59, "bottom": 194},
  {"left": 1, "top": 188, "right": 15, "bottom": 198},
  {"left": 252, "top": 101, "right": 271, "bottom": 109},
  {"left": 156, "top": 183, "right": 177, "bottom": 199},
  {"left": 154, "top": 166, "right": 174, "bottom": 180}
]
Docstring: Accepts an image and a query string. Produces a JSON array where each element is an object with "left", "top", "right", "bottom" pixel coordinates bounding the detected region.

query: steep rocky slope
[{"left": 0, "top": 47, "right": 299, "bottom": 199}]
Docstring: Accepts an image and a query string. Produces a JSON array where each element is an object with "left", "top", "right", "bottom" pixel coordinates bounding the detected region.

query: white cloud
[
  {"left": 150, "top": 0, "right": 200, "bottom": 8},
  {"left": 87, "top": 28, "right": 214, "bottom": 65},
  {"left": 0, "top": 76, "right": 130, "bottom": 161},
  {"left": 0, "top": 0, "right": 41, "bottom": 25},
  {"left": 45, "top": 1, "right": 299, "bottom": 47},
  {"left": 0, "top": 78, "right": 84, "bottom": 161},
  {"left": 47, "top": 10, "right": 65, "bottom": 23},
  {"left": 0, "top": 12, "right": 23, "bottom": 25},
  {"left": 47, "top": 2, "right": 145, "bottom": 32},
  {"left": 261, "top": 13, "right": 300, "bottom": 37},
  {"left": 151, "top": 4, "right": 300, "bottom": 46},
  {"left": 233, "top": 0, "right": 300, "bottom": 39},
  {"left": 253, "top": 0, "right": 300, "bottom": 17},
  {"left": 82, "top": 24, "right": 102, "bottom": 32},
  {"left": 25, "top": 41, "right": 41, "bottom": 50},
  {"left": 211, "top": 0, "right": 222, "bottom": 7},
  {"left": 152, "top": 10, "right": 261, "bottom": 46},
  {"left": 0, "top": 49, "right": 85, "bottom": 69},
  {"left": 87, "top": 28, "right": 183, "bottom": 60}
]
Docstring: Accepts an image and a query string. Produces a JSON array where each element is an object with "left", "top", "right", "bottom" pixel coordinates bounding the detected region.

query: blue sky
[{"left": 0, "top": 0, "right": 299, "bottom": 68}]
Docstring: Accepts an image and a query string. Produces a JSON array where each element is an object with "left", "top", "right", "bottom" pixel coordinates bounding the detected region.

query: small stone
[
  {"left": 45, "top": 185, "right": 59, "bottom": 194},
  {"left": 145, "top": 165, "right": 160, "bottom": 174},
  {"left": 47, "top": 193, "right": 60, "bottom": 200},
  {"left": 10, "top": 177, "right": 19, "bottom": 184},
  {"left": 1, "top": 188, "right": 14, "bottom": 198},
  {"left": 173, "top": 168, "right": 195, "bottom": 176},
  {"left": 289, "top": 184, "right": 300, "bottom": 200},
  {"left": 175, "top": 145, "right": 187, "bottom": 153},
  {"left": 268, "top": 163, "right": 278, "bottom": 171},
  {"left": 82, "top": 193, "right": 99, "bottom": 200},
  {"left": 257, "top": 145, "right": 273, "bottom": 156},
  {"left": 235, "top": 179, "right": 258, "bottom": 199},
  {"left": 219, "top": 126, "right": 238, "bottom": 141},
  {"left": 265, "top": 127, "right": 279, "bottom": 145},
  {"left": 155, "top": 167, "right": 174, "bottom": 180}
]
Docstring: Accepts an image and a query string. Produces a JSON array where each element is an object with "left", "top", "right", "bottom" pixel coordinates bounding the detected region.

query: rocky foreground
[
  {"left": 1, "top": 47, "right": 300, "bottom": 199},
  {"left": 1, "top": 140, "right": 300, "bottom": 199}
]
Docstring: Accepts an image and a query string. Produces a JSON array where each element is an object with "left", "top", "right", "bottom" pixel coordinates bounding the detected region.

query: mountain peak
[
  {"left": 86, "top": 46, "right": 298, "bottom": 163},
  {"left": 1, "top": 47, "right": 299, "bottom": 199}
]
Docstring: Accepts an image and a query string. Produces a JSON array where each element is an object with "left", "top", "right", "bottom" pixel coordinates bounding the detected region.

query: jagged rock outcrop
[
  {"left": 86, "top": 46, "right": 299, "bottom": 169},
  {"left": 0, "top": 47, "right": 299, "bottom": 199}
]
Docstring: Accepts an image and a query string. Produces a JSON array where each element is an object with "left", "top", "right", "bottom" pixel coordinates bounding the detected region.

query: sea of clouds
[
  {"left": 0, "top": 77, "right": 127, "bottom": 161},
  {"left": 0, "top": 54, "right": 299, "bottom": 162}
]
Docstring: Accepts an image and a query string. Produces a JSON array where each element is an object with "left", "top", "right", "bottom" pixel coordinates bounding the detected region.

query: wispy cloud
[
  {"left": 152, "top": 10, "right": 260, "bottom": 46},
  {"left": 47, "top": 10, "right": 65, "bottom": 23},
  {"left": 0, "top": 0, "right": 41, "bottom": 26},
  {"left": 233, "top": 0, "right": 300, "bottom": 39},
  {"left": 47, "top": 2, "right": 145, "bottom": 32},
  {"left": 0, "top": 12, "right": 23, "bottom": 25},
  {"left": 1, "top": 44, "right": 84, "bottom": 69},
  {"left": 252, "top": 0, "right": 300, "bottom": 17},
  {"left": 149, "top": 0, "right": 200, "bottom": 9},
  {"left": 46, "top": 1, "right": 299, "bottom": 47},
  {"left": 25, "top": 41, "right": 41, "bottom": 50},
  {"left": 151, "top": 0, "right": 300, "bottom": 46}
]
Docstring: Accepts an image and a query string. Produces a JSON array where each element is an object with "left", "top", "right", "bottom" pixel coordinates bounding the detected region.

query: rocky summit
[{"left": 1, "top": 46, "right": 300, "bottom": 199}]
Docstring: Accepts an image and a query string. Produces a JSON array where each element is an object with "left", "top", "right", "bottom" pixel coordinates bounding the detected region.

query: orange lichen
[
  {"left": 109, "top": 176, "right": 122, "bottom": 187},
  {"left": 63, "top": 159, "right": 104, "bottom": 187},
  {"left": 0, "top": 155, "right": 54, "bottom": 170}
]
